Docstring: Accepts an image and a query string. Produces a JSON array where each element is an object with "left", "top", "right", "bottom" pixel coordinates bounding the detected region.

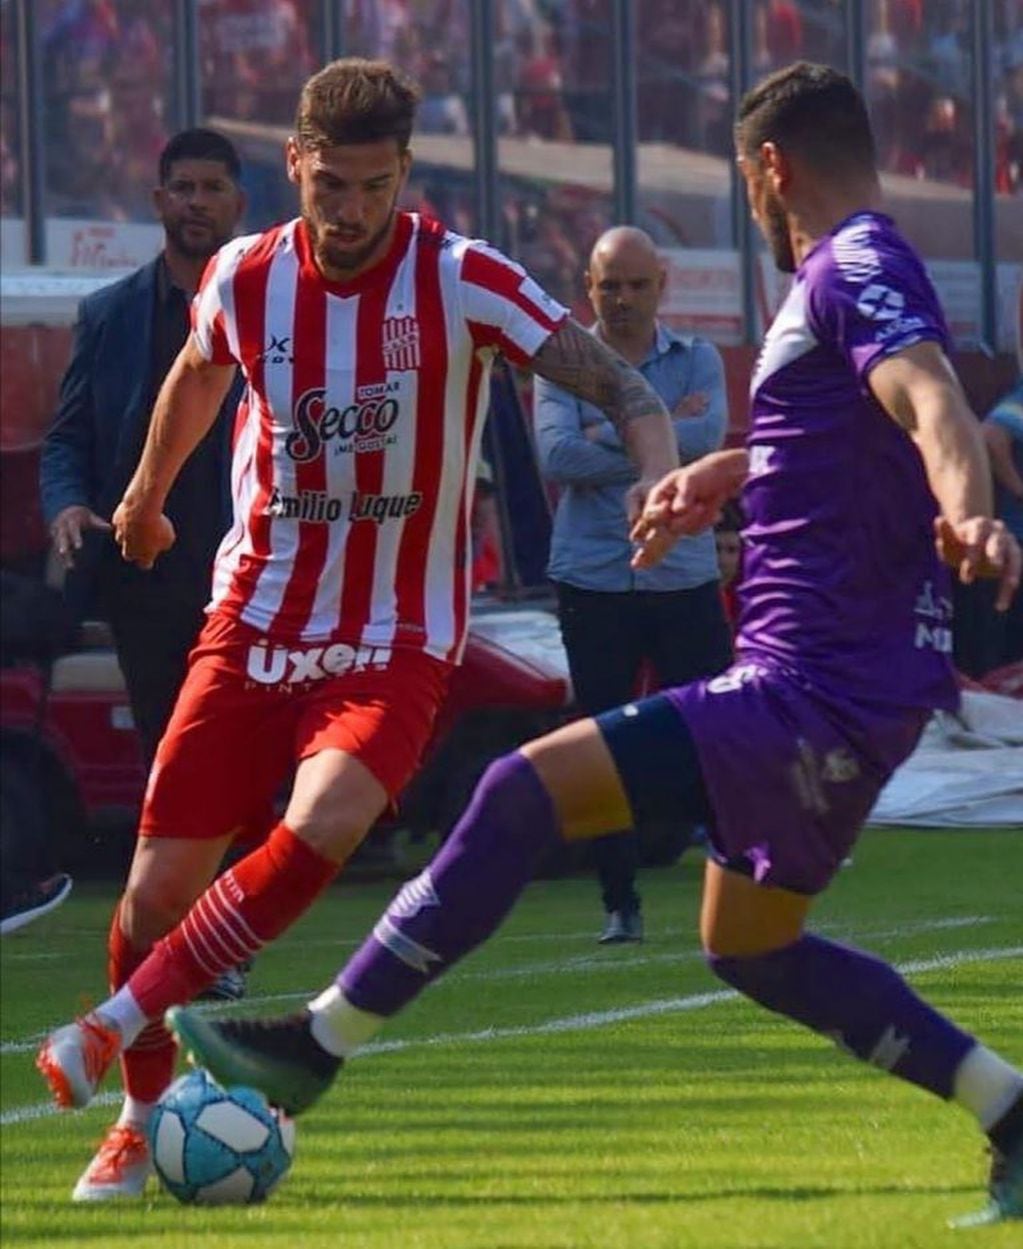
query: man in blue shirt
[
  {"left": 534, "top": 226, "right": 732, "bottom": 942},
  {"left": 982, "top": 378, "right": 1023, "bottom": 666}
]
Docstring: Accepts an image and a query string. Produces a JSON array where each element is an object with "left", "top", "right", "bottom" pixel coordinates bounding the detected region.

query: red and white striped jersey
[{"left": 192, "top": 212, "right": 567, "bottom": 663}]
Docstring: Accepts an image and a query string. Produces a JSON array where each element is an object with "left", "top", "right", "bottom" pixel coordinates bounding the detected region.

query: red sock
[
  {"left": 108, "top": 903, "right": 177, "bottom": 1103},
  {"left": 126, "top": 823, "right": 338, "bottom": 1020}
]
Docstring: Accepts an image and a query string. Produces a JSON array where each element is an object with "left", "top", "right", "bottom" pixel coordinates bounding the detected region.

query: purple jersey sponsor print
[{"left": 666, "top": 213, "right": 959, "bottom": 892}]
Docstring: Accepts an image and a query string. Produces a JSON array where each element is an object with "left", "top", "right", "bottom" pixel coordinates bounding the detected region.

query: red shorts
[{"left": 140, "top": 612, "right": 451, "bottom": 841}]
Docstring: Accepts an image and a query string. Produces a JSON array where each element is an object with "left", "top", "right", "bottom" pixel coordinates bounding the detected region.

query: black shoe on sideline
[
  {"left": 1, "top": 874, "right": 73, "bottom": 936},
  {"left": 197, "top": 964, "right": 249, "bottom": 1003},
  {"left": 598, "top": 909, "right": 644, "bottom": 944}
]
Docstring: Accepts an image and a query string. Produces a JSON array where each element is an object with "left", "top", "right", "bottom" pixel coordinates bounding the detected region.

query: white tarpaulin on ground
[
  {"left": 473, "top": 609, "right": 1023, "bottom": 829},
  {"left": 870, "top": 691, "right": 1023, "bottom": 828}
]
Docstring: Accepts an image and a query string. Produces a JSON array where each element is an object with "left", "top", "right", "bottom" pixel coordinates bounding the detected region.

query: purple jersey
[{"left": 736, "top": 211, "right": 958, "bottom": 712}]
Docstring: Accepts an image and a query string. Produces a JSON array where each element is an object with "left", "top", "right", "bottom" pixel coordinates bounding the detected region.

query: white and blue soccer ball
[{"left": 148, "top": 1069, "right": 296, "bottom": 1204}]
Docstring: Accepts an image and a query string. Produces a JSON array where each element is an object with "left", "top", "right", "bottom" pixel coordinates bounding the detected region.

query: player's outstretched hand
[
  {"left": 112, "top": 501, "right": 176, "bottom": 571},
  {"left": 934, "top": 516, "right": 1021, "bottom": 611},
  {"left": 630, "top": 469, "right": 721, "bottom": 569},
  {"left": 630, "top": 451, "right": 747, "bottom": 570}
]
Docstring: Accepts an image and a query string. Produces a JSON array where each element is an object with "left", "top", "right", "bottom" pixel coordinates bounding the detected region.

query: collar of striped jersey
[{"left": 295, "top": 212, "right": 416, "bottom": 297}]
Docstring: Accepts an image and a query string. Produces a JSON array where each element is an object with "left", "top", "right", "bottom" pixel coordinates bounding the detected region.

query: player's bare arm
[
  {"left": 114, "top": 335, "right": 236, "bottom": 569},
  {"left": 630, "top": 449, "right": 749, "bottom": 570},
  {"left": 870, "top": 341, "right": 1021, "bottom": 610},
  {"left": 530, "top": 319, "right": 678, "bottom": 520}
]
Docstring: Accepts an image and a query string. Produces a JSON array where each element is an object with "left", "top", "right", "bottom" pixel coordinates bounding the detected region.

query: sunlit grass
[{"left": 2, "top": 828, "right": 1021, "bottom": 1248}]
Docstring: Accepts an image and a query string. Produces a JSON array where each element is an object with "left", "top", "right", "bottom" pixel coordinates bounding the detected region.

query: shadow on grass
[{"left": 1, "top": 1178, "right": 980, "bottom": 1236}]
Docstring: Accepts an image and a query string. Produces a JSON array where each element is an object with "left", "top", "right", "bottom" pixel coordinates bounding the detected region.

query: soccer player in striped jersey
[
  {"left": 169, "top": 65, "right": 1022, "bottom": 1227},
  {"left": 35, "top": 58, "right": 681, "bottom": 1201}
]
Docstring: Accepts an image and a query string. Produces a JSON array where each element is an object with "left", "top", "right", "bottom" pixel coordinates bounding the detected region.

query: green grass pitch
[{"left": 2, "top": 827, "right": 1021, "bottom": 1248}]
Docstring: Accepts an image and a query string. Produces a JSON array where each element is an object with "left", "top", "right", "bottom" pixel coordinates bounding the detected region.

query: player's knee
[
  {"left": 703, "top": 943, "right": 800, "bottom": 1006},
  {"left": 457, "top": 752, "right": 538, "bottom": 829},
  {"left": 475, "top": 752, "right": 523, "bottom": 801},
  {"left": 704, "top": 946, "right": 745, "bottom": 986},
  {"left": 286, "top": 769, "right": 388, "bottom": 863},
  {"left": 288, "top": 808, "right": 371, "bottom": 865},
  {"left": 120, "top": 877, "right": 194, "bottom": 946}
]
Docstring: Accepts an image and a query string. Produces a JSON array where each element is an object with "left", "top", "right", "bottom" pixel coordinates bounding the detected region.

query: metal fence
[{"left": 2, "top": 0, "right": 1018, "bottom": 350}]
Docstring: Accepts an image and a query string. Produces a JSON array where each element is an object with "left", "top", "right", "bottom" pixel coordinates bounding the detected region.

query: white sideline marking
[
  {"left": 0, "top": 914, "right": 999, "bottom": 1056},
  {"left": 2, "top": 943, "right": 1020, "bottom": 1128},
  {"left": 498, "top": 914, "right": 995, "bottom": 946},
  {"left": 363, "top": 944, "right": 1023, "bottom": 1056},
  {"left": 0, "top": 1091, "right": 121, "bottom": 1127},
  {"left": 457, "top": 916, "right": 998, "bottom": 983}
]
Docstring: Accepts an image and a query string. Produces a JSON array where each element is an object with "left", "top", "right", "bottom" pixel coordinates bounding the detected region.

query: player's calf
[
  {"left": 706, "top": 936, "right": 1023, "bottom": 1223},
  {"left": 705, "top": 933, "right": 976, "bottom": 1093}
]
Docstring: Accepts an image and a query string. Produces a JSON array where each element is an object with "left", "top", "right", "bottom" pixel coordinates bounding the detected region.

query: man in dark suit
[
  {"left": 39, "top": 130, "right": 248, "bottom": 1048},
  {"left": 41, "top": 128, "right": 245, "bottom": 769}
]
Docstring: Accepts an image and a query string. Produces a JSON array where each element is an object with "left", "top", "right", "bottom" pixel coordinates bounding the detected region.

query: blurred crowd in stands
[
  {"left": 3, "top": 0, "right": 1020, "bottom": 231},
  {"left": 867, "top": 0, "right": 1022, "bottom": 194}
]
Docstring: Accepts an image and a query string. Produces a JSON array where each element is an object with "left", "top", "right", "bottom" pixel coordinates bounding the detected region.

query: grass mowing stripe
[
  {"left": 0, "top": 913, "right": 996, "bottom": 1056},
  {"left": 3, "top": 942, "right": 1019, "bottom": 1129},
  {"left": 355, "top": 943, "right": 1023, "bottom": 1057},
  {"left": 0, "top": 913, "right": 992, "bottom": 966},
  {"left": 454, "top": 915, "right": 997, "bottom": 983}
]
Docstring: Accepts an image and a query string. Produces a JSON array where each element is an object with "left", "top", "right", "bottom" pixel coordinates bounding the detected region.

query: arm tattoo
[{"left": 531, "top": 320, "right": 669, "bottom": 437}]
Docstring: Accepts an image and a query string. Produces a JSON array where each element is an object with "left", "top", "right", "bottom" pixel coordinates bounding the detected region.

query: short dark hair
[
  {"left": 736, "top": 62, "right": 876, "bottom": 177},
  {"left": 158, "top": 128, "right": 241, "bottom": 184},
  {"left": 296, "top": 58, "right": 421, "bottom": 151}
]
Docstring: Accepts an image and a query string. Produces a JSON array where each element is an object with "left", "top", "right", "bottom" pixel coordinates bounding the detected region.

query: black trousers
[
  {"left": 554, "top": 580, "right": 733, "bottom": 914},
  {"left": 107, "top": 592, "right": 208, "bottom": 771},
  {"left": 953, "top": 577, "right": 1023, "bottom": 678}
]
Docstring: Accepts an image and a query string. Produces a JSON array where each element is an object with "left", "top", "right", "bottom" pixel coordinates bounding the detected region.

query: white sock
[
  {"left": 953, "top": 1044, "right": 1023, "bottom": 1131},
  {"left": 95, "top": 987, "right": 148, "bottom": 1050},
  {"left": 308, "top": 984, "right": 384, "bottom": 1059},
  {"left": 116, "top": 1095, "right": 157, "bottom": 1130}
]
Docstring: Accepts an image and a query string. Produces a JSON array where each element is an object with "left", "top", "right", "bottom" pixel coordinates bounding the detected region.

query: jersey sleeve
[
  {"left": 190, "top": 245, "right": 241, "bottom": 365},
  {"left": 458, "top": 241, "right": 569, "bottom": 364},
  {"left": 807, "top": 230, "right": 950, "bottom": 385}
]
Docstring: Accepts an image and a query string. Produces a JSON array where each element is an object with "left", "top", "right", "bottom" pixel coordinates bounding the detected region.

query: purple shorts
[{"left": 666, "top": 659, "right": 928, "bottom": 895}]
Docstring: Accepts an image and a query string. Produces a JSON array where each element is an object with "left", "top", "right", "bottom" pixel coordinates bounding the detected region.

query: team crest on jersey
[{"left": 382, "top": 316, "right": 421, "bottom": 371}]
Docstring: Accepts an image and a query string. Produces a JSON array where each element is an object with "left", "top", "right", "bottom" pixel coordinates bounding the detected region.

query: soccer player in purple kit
[{"left": 170, "top": 64, "right": 1022, "bottom": 1224}]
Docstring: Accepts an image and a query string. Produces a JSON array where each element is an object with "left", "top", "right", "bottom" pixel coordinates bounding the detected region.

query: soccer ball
[{"left": 148, "top": 1069, "right": 296, "bottom": 1204}]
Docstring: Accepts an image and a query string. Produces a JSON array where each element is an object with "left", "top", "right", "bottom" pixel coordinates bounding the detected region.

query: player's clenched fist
[
  {"left": 934, "top": 516, "right": 1021, "bottom": 611},
  {"left": 112, "top": 500, "right": 176, "bottom": 570}
]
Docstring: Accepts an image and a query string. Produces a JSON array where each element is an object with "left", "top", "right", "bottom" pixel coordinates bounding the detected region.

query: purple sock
[
  {"left": 340, "top": 752, "right": 561, "bottom": 1016},
  {"left": 708, "top": 933, "right": 975, "bottom": 1099}
]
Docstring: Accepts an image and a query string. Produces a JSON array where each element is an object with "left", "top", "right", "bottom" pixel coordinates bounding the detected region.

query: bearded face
[
  {"left": 287, "top": 138, "right": 410, "bottom": 281},
  {"left": 737, "top": 142, "right": 796, "bottom": 275},
  {"left": 761, "top": 181, "right": 796, "bottom": 274}
]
